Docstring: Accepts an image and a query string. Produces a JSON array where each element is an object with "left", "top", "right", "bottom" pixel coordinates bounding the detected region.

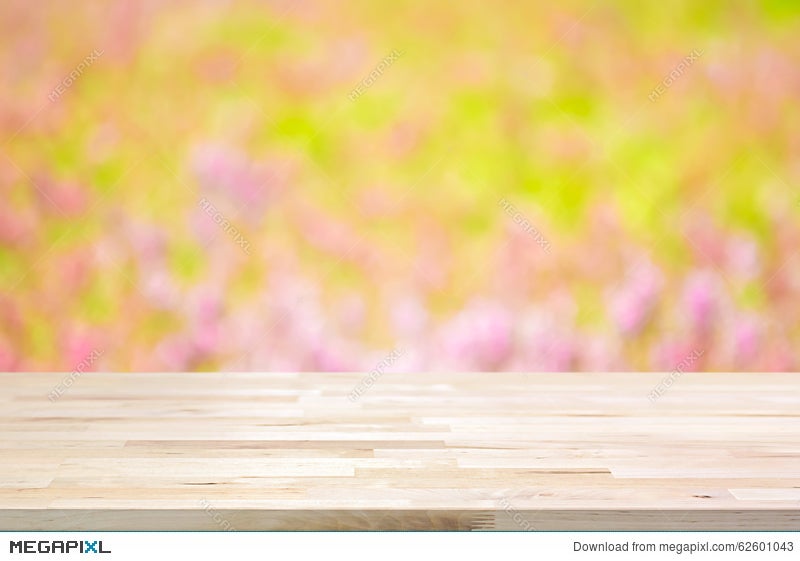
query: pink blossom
[
  {"left": 546, "top": 337, "right": 576, "bottom": 371},
  {"left": 438, "top": 301, "right": 513, "bottom": 369},
  {"left": 682, "top": 271, "right": 719, "bottom": 334},
  {"left": 726, "top": 236, "right": 760, "bottom": 280},
  {"left": 192, "top": 323, "right": 220, "bottom": 356},
  {"left": 336, "top": 293, "right": 366, "bottom": 334},
  {"left": 0, "top": 341, "right": 17, "bottom": 370},
  {"left": 61, "top": 329, "right": 101, "bottom": 371},
  {"left": 123, "top": 220, "right": 167, "bottom": 266},
  {"left": 54, "top": 249, "right": 92, "bottom": 293},
  {"left": 0, "top": 207, "right": 36, "bottom": 246},
  {"left": 310, "top": 342, "right": 353, "bottom": 372},
  {"left": 651, "top": 339, "right": 695, "bottom": 371},
  {"left": 186, "top": 290, "right": 224, "bottom": 355},
  {"left": 733, "top": 317, "right": 760, "bottom": 364},
  {"left": 190, "top": 143, "right": 286, "bottom": 221},
  {"left": 390, "top": 294, "right": 428, "bottom": 337},
  {"left": 32, "top": 175, "right": 89, "bottom": 217},
  {"left": 608, "top": 261, "right": 663, "bottom": 335},
  {"left": 155, "top": 336, "right": 195, "bottom": 370}
]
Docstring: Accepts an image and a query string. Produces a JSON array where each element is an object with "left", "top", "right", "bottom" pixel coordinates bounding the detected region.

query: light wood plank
[{"left": 0, "top": 372, "right": 798, "bottom": 530}]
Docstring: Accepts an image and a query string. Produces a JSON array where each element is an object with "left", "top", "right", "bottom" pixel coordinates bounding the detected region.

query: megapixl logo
[{"left": 10, "top": 540, "right": 111, "bottom": 554}]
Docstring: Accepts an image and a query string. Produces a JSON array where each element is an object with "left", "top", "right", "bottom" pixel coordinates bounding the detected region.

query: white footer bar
[{"left": 2, "top": 531, "right": 796, "bottom": 560}]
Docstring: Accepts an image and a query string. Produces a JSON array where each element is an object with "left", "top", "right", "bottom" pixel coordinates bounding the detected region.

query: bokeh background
[{"left": 1, "top": 0, "right": 799, "bottom": 372}]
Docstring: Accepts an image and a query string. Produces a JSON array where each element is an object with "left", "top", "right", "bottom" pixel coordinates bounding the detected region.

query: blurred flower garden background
[{"left": 1, "top": 0, "right": 799, "bottom": 372}]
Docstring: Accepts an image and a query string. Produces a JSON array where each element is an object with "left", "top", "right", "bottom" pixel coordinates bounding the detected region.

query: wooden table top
[{"left": 2, "top": 372, "right": 799, "bottom": 530}]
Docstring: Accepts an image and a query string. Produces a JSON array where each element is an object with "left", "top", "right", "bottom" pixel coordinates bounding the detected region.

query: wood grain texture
[{"left": 1, "top": 372, "right": 798, "bottom": 530}]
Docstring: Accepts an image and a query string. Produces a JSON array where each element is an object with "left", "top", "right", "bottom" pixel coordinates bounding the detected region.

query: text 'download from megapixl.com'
[{"left": 573, "top": 539, "right": 795, "bottom": 555}]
